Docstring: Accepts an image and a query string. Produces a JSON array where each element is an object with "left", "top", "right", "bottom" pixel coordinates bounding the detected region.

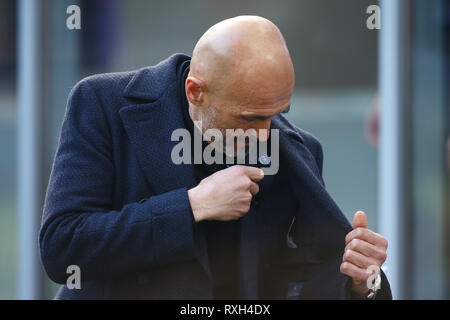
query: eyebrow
[{"left": 240, "top": 104, "right": 291, "bottom": 120}]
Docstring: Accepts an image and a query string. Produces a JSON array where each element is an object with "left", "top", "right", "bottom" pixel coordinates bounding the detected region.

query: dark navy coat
[{"left": 39, "top": 53, "right": 392, "bottom": 300}]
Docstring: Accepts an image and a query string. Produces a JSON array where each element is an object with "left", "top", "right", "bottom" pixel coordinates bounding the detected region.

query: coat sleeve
[{"left": 39, "top": 80, "right": 199, "bottom": 284}]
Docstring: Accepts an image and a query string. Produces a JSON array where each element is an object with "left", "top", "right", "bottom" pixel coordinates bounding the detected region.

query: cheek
[
  {"left": 215, "top": 112, "right": 240, "bottom": 129},
  {"left": 202, "top": 107, "right": 219, "bottom": 128}
]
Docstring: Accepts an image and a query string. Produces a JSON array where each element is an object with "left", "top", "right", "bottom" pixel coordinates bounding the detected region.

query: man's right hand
[{"left": 187, "top": 165, "right": 264, "bottom": 222}]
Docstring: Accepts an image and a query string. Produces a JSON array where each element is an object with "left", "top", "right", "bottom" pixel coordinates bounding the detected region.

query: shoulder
[
  {"left": 67, "top": 70, "right": 136, "bottom": 109},
  {"left": 67, "top": 53, "right": 191, "bottom": 114},
  {"left": 74, "top": 70, "right": 137, "bottom": 97},
  {"left": 64, "top": 70, "right": 138, "bottom": 126}
]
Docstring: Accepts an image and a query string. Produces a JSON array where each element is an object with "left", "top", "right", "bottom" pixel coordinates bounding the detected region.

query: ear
[{"left": 185, "top": 76, "right": 207, "bottom": 107}]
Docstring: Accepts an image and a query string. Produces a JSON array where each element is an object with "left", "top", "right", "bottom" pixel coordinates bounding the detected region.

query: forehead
[
  {"left": 221, "top": 76, "right": 294, "bottom": 102},
  {"left": 239, "top": 102, "right": 290, "bottom": 119},
  {"left": 223, "top": 84, "right": 293, "bottom": 116}
]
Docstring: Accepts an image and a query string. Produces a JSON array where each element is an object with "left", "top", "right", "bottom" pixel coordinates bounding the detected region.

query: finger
[
  {"left": 340, "top": 262, "right": 368, "bottom": 282},
  {"left": 343, "top": 249, "right": 378, "bottom": 270},
  {"left": 353, "top": 211, "right": 368, "bottom": 229},
  {"left": 345, "top": 228, "right": 388, "bottom": 248},
  {"left": 345, "top": 239, "right": 387, "bottom": 262},
  {"left": 249, "top": 182, "right": 260, "bottom": 196},
  {"left": 239, "top": 166, "right": 265, "bottom": 182}
]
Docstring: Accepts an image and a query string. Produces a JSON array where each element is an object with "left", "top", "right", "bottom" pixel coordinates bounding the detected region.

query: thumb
[{"left": 353, "top": 211, "right": 368, "bottom": 229}]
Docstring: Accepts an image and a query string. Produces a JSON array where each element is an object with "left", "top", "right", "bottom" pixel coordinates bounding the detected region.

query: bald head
[
  {"left": 189, "top": 15, "right": 294, "bottom": 101},
  {"left": 185, "top": 16, "right": 295, "bottom": 147}
]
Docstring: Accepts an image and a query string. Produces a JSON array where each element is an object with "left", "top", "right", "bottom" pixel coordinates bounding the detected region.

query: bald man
[{"left": 40, "top": 16, "right": 392, "bottom": 300}]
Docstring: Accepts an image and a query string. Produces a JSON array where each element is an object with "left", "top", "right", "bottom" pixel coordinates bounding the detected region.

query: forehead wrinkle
[
  {"left": 240, "top": 101, "right": 291, "bottom": 117},
  {"left": 232, "top": 86, "right": 292, "bottom": 110}
]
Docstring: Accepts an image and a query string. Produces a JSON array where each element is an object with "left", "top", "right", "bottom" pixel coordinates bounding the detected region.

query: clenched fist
[
  {"left": 187, "top": 165, "right": 264, "bottom": 222},
  {"left": 340, "top": 211, "right": 388, "bottom": 297}
]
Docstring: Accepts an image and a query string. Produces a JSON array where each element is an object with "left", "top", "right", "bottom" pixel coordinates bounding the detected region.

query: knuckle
[
  {"left": 240, "top": 203, "right": 251, "bottom": 214},
  {"left": 350, "top": 239, "right": 360, "bottom": 250},
  {"left": 340, "top": 262, "right": 349, "bottom": 274},
  {"left": 240, "top": 178, "right": 251, "bottom": 190},
  {"left": 344, "top": 249, "right": 353, "bottom": 261},
  {"left": 235, "top": 165, "right": 245, "bottom": 175},
  {"left": 344, "top": 242, "right": 351, "bottom": 253},
  {"left": 378, "top": 250, "right": 387, "bottom": 261},
  {"left": 345, "top": 233, "right": 350, "bottom": 244},
  {"left": 229, "top": 165, "right": 238, "bottom": 174},
  {"left": 355, "top": 228, "right": 364, "bottom": 238},
  {"left": 345, "top": 231, "right": 354, "bottom": 244}
]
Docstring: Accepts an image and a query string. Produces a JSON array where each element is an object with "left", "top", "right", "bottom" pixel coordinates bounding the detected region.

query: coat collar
[
  {"left": 119, "top": 88, "right": 197, "bottom": 196},
  {"left": 120, "top": 53, "right": 196, "bottom": 195},
  {"left": 274, "top": 119, "right": 353, "bottom": 234},
  {"left": 123, "top": 53, "right": 191, "bottom": 101},
  {"left": 272, "top": 117, "right": 352, "bottom": 246}
]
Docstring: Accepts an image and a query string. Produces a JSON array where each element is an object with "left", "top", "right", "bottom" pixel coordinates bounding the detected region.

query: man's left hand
[{"left": 340, "top": 211, "right": 388, "bottom": 297}]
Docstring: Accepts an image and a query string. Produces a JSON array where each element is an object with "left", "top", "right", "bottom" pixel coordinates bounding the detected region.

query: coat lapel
[
  {"left": 271, "top": 120, "right": 353, "bottom": 265},
  {"left": 118, "top": 94, "right": 197, "bottom": 194},
  {"left": 276, "top": 125, "right": 352, "bottom": 234}
]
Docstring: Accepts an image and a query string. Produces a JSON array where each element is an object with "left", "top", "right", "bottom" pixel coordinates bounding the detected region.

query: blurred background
[{"left": 0, "top": 0, "right": 448, "bottom": 299}]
